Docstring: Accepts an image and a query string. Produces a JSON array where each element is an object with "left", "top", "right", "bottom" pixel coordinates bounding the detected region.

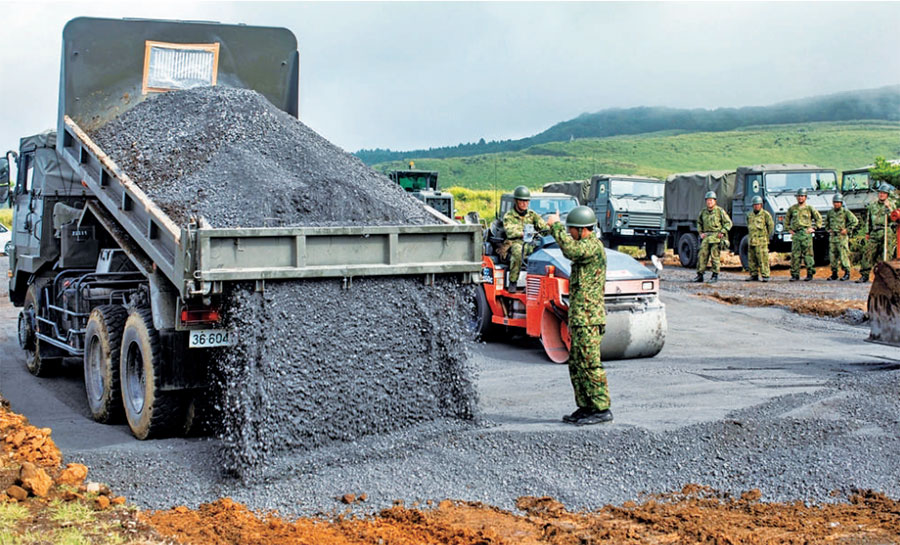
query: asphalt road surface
[{"left": 1, "top": 257, "right": 898, "bottom": 514}]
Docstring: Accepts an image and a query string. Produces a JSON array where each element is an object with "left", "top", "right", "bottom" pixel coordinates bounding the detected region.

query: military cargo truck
[
  {"left": 543, "top": 175, "right": 667, "bottom": 258},
  {"left": 5, "top": 17, "right": 482, "bottom": 440},
  {"left": 387, "top": 169, "right": 455, "bottom": 219},
  {"left": 665, "top": 165, "right": 838, "bottom": 269},
  {"left": 841, "top": 161, "right": 899, "bottom": 217}
]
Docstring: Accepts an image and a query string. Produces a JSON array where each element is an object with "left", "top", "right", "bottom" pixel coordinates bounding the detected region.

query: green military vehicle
[
  {"left": 665, "top": 165, "right": 838, "bottom": 269},
  {"left": 841, "top": 160, "right": 899, "bottom": 218},
  {"left": 543, "top": 175, "right": 667, "bottom": 258},
  {"left": 388, "top": 168, "right": 455, "bottom": 219}
]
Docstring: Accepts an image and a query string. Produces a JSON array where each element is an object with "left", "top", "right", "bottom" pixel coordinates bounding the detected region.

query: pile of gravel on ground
[
  {"left": 214, "top": 277, "right": 479, "bottom": 477},
  {"left": 89, "top": 86, "right": 432, "bottom": 228}
]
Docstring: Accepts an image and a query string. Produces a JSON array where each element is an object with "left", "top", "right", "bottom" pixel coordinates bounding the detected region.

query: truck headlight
[
  {"left": 775, "top": 223, "right": 784, "bottom": 232},
  {"left": 616, "top": 219, "right": 623, "bottom": 228}
]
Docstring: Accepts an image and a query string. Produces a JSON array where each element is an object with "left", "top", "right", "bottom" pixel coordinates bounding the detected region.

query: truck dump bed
[{"left": 57, "top": 18, "right": 481, "bottom": 300}]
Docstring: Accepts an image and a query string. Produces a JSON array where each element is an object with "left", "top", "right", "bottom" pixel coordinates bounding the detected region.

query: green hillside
[
  {"left": 357, "top": 85, "right": 900, "bottom": 164},
  {"left": 373, "top": 121, "right": 900, "bottom": 191}
]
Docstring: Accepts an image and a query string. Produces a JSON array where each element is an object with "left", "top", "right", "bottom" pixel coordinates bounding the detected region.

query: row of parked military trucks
[{"left": 544, "top": 164, "right": 893, "bottom": 269}]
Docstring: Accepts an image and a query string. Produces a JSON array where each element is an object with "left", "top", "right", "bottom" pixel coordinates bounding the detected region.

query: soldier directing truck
[
  {"left": 543, "top": 175, "right": 667, "bottom": 258},
  {"left": 665, "top": 165, "right": 838, "bottom": 269},
  {"left": 4, "top": 17, "right": 482, "bottom": 440}
]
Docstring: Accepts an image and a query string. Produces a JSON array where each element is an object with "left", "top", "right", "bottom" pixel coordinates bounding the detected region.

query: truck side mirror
[{"left": 0, "top": 156, "right": 9, "bottom": 204}]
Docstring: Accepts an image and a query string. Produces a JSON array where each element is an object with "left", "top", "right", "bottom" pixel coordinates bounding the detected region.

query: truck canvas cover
[
  {"left": 541, "top": 180, "right": 590, "bottom": 203},
  {"left": 664, "top": 171, "right": 736, "bottom": 221}
]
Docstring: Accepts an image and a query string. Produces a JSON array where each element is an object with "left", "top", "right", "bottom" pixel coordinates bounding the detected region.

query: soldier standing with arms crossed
[
  {"left": 500, "top": 186, "right": 548, "bottom": 292},
  {"left": 786, "top": 187, "right": 823, "bottom": 282},
  {"left": 824, "top": 194, "right": 858, "bottom": 281},
  {"left": 694, "top": 191, "right": 732, "bottom": 284},
  {"left": 745, "top": 195, "right": 774, "bottom": 282},
  {"left": 546, "top": 207, "right": 612, "bottom": 426},
  {"left": 857, "top": 183, "right": 898, "bottom": 283}
]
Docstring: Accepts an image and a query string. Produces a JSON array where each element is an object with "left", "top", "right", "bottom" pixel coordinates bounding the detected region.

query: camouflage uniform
[
  {"left": 746, "top": 208, "right": 774, "bottom": 279},
  {"left": 786, "top": 203, "right": 823, "bottom": 277},
  {"left": 859, "top": 198, "right": 899, "bottom": 277},
  {"left": 550, "top": 222, "right": 609, "bottom": 412},
  {"left": 696, "top": 206, "right": 733, "bottom": 274},
  {"left": 500, "top": 209, "right": 548, "bottom": 283},
  {"left": 824, "top": 207, "right": 859, "bottom": 276}
]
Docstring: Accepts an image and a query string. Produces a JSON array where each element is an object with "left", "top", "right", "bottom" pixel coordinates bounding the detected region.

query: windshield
[
  {"left": 394, "top": 174, "right": 437, "bottom": 191},
  {"left": 842, "top": 172, "right": 870, "bottom": 190},
  {"left": 529, "top": 197, "right": 578, "bottom": 216},
  {"left": 609, "top": 179, "right": 664, "bottom": 198},
  {"left": 764, "top": 171, "right": 837, "bottom": 192}
]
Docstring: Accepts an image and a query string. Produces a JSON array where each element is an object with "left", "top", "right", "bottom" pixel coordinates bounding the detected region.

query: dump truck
[
  {"left": 543, "top": 175, "right": 667, "bottom": 258},
  {"left": 473, "top": 192, "right": 666, "bottom": 361},
  {"left": 387, "top": 167, "right": 455, "bottom": 219},
  {"left": 665, "top": 165, "right": 838, "bottom": 269},
  {"left": 3, "top": 17, "right": 482, "bottom": 440}
]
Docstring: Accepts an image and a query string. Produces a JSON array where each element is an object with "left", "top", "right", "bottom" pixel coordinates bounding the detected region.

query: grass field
[{"left": 374, "top": 121, "right": 900, "bottom": 191}]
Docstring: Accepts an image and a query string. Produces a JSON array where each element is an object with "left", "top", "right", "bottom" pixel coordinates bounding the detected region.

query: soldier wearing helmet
[
  {"left": 546, "top": 206, "right": 612, "bottom": 426},
  {"left": 694, "top": 190, "right": 733, "bottom": 284},
  {"left": 786, "top": 186, "right": 823, "bottom": 281},
  {"left": 857, "top": 182, "right": 898, "bottom": 283},
  {"left": 824, "top": 193, "right": 858, "bottom": 281},
  {"left": 745, "top": 195, "right": 774, "bottom": 282},
  {"left": 499, "top": 185, "right": 549, "bottom": 291}
]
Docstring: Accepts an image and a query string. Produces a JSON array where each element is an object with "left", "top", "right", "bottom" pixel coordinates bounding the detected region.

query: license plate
[
  {"left": 783, "top": 233, "right": 792, "bottom": 242},
  {"left": 188, "top": 329, "right": 233, "bottom": 348},
  {"left": 620, "top": 228, "right": 634, "bottom": 235}
]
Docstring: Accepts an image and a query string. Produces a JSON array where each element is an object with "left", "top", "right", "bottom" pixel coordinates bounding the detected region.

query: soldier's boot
[
  {"left": 562, "top": 407, "right": 592, "bottom": 423},
  {"left": 827, "top": 270, "right": 838, "bottom": 281},
  {"left": 745, "top": 275, "right": 758, "bottom": 282},
  {"left": 789, "top": 276, "right": 800, "bottom": 282},
  {"left": 574, "top": 408, "right": 613, "bottom": 426},
  {"left": 840, "top": 271, "right": 850, "bottom": 281},
  {"left": 804, "top": 271, "right": 814, "bottom": 282},
  {"left": 856, "top": 272, "right": 869, "bottom": 284},
  {"left": 761, "top": 276, "right": 770, "bottom": 283},
  {"left": 708, "top": 272, "right": 718, "bottom": 284},
  {"left": 693, "top": 272, "right": 704, "bottom": 283}
]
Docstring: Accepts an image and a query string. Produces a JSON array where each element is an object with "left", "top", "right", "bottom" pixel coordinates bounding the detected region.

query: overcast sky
[{"left": 1, "top": 1, "right": 899, "bottom": 155}]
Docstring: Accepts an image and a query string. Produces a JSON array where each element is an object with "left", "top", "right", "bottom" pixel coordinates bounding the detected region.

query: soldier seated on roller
[{"left": 498, "top": 185, "right": 549, "bottom": 292}]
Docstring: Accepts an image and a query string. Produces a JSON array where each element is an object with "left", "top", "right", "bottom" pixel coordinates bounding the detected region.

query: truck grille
[
  {"left": 526, "top": 277, "right": 541, "bottom": 300},
  {"left": 627, "top": 213, "right": 662, "bottom": 228}
]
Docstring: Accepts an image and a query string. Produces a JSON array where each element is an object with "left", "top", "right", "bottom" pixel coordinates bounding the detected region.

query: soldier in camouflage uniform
[
  {"left": 786, "top": 187, "right": 823, "bottom": 281},
  {"left": 857, "top": 183, "right": 899, "bottom": 283},
  {"left": 694, "top": 191, "right": 732, "bottom": 284},
  {"left": 499, "top": 186, "right": 549, "bottom": 291},
  {"left": 745, "top": 195, "right": 774, "bottom": 282},
  {"left": 824, "top": 193, "right": 858, "bottom": 281},
  {"left": 546, "top": 206, "right": 612, "bottom": 426}
]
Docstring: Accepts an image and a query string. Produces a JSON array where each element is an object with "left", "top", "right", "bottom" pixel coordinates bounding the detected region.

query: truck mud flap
[{"left": 868, "top": 261, "right": 900, "bottom": 347}]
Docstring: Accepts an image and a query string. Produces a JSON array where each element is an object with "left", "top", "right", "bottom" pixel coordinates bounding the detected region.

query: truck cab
[
  {"left": 387, "top": 169, "right": 454, "bottom": 219},
  {"left": 731, "top": 165, "right": 837, "bottom": 267},
  {"left": 544, "top": 175, "right": 667, "bottom": 258}
]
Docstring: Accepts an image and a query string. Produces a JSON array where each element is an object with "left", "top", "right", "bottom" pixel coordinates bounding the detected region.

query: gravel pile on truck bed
[
  {"left": 90, "top": 86, "right": 433, "bottom": 228},
  {"left": 90, "top": 86, "right": 478, "bottom": 475}
]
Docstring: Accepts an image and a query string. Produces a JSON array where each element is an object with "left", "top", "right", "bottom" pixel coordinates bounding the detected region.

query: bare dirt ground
[{"left": 658, "top": 250, "right": 870, "bottom": 321}]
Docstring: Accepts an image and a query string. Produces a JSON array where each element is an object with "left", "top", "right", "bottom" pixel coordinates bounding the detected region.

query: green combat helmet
[
  {"left": 797, "top": 187, "right": 808, "bottom": 196},
  {"left": 513, "top": 186, "right": 531, "bottom": 201},
  {"left": 878, "top": 183, "right": 894, "bottom": 194},
  {"left": 751, "top": 196, "right": 763, "bottom": 205},
  {"left": 833, "top": 193, "right": 844, "bottom": 203},
  {"left": 565, "top": 206, "right": 597, "bottom": 228},
  {"left": 705, "top": 191, "right": 717, "bottom": 200}
]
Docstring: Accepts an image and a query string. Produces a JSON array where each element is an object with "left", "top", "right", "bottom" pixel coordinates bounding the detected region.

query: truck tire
[
  {"left": 471, "top": 287, "right": 494, "bottom": 340},
  {"left": 83, "top": 305, "right": 128, "bottom": 424},
  {"left": 21, "top": 285, "right": 61, "bottom": 377},
  {"left": 738, "top": 235, "right": 750, "bottom": 271},
  {"left": 120, "top": 306, "right": 187, "bottom": 440},
  {"left": 645, "top": 241, "right": 665, "bottom": 259},
  {"left": 677, "top": 233, "right": 699, "bottom": 268}
]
